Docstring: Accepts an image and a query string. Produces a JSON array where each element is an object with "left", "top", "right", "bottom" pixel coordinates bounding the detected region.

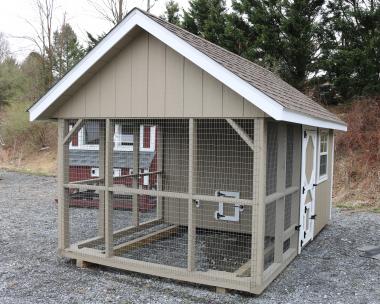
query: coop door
[
  {"left": 214, "top": 191, "right": 241, "bottom": 222},
  {"left": 299, "top": 128, "right": 317, "bottom": 253}
]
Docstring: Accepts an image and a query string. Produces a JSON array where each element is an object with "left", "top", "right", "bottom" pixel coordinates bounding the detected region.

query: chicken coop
[{"left": 28, "top": 8, "right": 346, "bottom": 294}]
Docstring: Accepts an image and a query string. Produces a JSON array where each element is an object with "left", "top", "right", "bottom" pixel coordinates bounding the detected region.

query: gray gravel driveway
[{"left": 0, "top": 170, "right": 379, "bottom": 304}]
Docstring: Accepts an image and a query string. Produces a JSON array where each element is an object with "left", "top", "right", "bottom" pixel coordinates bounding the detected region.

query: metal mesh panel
[
  {"left": 61, "top": 118, "right": 257, "bottom": 291},
  {"left": 284, "top": 194, "right": 292, "bottom": 230},
  {"left": 68, "top": 188, "right": 104, "bottom": 248},
  {"left": 266, "top": 123, "right": 278, "bottom": 195},
  {"left": 68, "top": 119, "right": 104, "bottom": 185},
  {"left": 285, "top": 125, "right": 294, "bottom": 188},
  {"left": 264, "top": 201, "right": 276, "bottom": 270}
]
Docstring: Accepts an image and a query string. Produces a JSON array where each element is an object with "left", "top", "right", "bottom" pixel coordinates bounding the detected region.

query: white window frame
[
  {"left": 69, "top": 124, "right": 99, "bottom": 150},
  {"left": 114, "top": 124, "right": 134, "bottom": 151},
  {"left": 69, "top": 124, "right": 156, "bottom": 152},
  {"left": 317, "top": 130, "right": 329, "bottom": 183},
  {"left": 140, "top": 125, "right": 156, "bottom": 152}
]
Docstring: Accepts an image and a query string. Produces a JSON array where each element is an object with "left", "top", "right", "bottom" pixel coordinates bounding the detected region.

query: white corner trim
[{"left": 329, "top": 131, "right": 335, "bottom": 220}]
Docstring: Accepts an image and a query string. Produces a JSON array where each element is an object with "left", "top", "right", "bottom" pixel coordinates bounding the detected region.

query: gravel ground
[{"left": 0, "top": 170, "right": 379, "bottom": 304}]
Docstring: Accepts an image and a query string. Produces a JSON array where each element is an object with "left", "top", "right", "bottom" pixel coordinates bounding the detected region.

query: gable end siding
[{"left": 54, "top": 32, "right": 264, "bottom": 119}]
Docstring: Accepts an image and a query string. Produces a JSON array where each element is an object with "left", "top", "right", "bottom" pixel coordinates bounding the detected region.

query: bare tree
[
  {"left": 23, "top": 0, "right": 56, "bottom": 90},
  {"left": 88, "top": 0, "right": 128, "bottom": 25},
  {"left": 0, "top": 32, "right": 10, "bottom": 62}
]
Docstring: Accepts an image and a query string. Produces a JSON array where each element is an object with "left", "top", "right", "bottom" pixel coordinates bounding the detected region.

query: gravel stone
[{"left": 0, "top": 170, "right": 379, "bottom": 304}]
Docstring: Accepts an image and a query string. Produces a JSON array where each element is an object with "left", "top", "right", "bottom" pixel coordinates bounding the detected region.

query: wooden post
[
  {"left": 132, "top": 125, "right": 140, "bottom": 227},
  {"left": 104, "top": 119, "right": 114, "bottom": 257},
  {"left": 187, "top": 118, "right": 197, "bottom": 271},
  {"left": 98, "top": 120, "right": 105, "bottom": 237},
  {"left": 274, "top": 123, "right": 286, "bottom": 263},
  {"left": 58, "top": 119, "right": 70, "bottom": 252},
  {"left": 251, "top": 118, "right": 267, "bottom": 289},
  {"left": 156, "top": 124, "right": 164, "bottom": 219}
]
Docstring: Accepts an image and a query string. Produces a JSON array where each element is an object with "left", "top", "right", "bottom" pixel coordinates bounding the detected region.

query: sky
[{"left": 0, "top": 0, "right": 191, "bottom": 62}]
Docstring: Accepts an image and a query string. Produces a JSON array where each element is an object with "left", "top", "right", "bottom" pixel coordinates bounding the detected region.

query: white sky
[{"left": 0, "top": 0, "right": 190, "bottom": 62}]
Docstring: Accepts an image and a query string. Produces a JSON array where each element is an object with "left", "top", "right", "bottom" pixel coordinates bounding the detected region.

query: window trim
[
  {"left": 69, "top": 123, "right": 156, "bottom": 152},
  {"left": 317, "top": 129, "right": 329, "bottom": 183}
]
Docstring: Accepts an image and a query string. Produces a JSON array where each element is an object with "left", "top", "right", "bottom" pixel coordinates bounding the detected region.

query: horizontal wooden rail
[
  {"left": 265, "top": 186, "right": 299, "bottom": 204},
  {"left": 113, "top": 170, "right": 162, "bottom": 179},
  {"left": 73, "top": 218, "right": 164, "bottom": 249},
  {"left": 114, "top": 225, "right": 179, "bottom": 255},
  {"left": 69, "top": 177, "right": 104, "bottom": 185},
  {"left": 110, "top": 186, "right": 256, "bottom": 206},
  {"left": 64, "top": 183, "right": 106, "bottom": 191}
]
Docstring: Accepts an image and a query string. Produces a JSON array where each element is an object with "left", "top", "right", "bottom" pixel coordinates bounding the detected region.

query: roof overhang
[{"left": 29, "top": 8, "right": 347, "bottom": 131}]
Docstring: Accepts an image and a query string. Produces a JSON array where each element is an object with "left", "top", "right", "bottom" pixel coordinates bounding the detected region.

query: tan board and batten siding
[
  {"left": 314, "top": 129, "right": 334, "bottom": 236},
  {"left": 55, "top": 32, "right": 264, "bottom": 119}
]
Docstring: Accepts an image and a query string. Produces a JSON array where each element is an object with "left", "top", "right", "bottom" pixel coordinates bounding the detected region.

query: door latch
[
  {"left": 295, "top": 224, "right": 301, "bottom": 231},
  {"left": 310, "top": 214, "right": 317, "bottom": 220},
  {"left": 313, "top": 183, "right": 317, "bottom": 187}
]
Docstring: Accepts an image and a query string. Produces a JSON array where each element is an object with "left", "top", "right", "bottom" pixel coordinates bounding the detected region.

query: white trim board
[{"left": 28, "top": 8, "right": 347, "bottom": 132}]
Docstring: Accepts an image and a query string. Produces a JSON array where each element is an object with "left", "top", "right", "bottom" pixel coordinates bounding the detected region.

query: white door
[{"left": 299, "top": 128, "right": 317, "bottom": 253}]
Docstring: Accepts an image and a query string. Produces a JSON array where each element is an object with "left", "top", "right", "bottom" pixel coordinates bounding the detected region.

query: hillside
[{"left": 331, "top": 97, "right": 380, "bottom": 212}]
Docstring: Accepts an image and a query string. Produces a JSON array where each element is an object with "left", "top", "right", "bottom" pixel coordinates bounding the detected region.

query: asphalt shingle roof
[{"left": 144, "top": 11, "right": 343, "bottom": 124}]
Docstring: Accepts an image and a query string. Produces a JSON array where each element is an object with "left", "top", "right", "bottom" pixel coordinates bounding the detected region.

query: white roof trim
[
  {"left": 29, "top": 9, "right": 346, "bottom": 131},
  {"left": 281, "top": 109, "right": 347, "bottom": 131}
]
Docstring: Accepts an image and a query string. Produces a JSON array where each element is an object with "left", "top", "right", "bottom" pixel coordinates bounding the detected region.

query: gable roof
[{"left": 29, "top": 8, "right": 347, "bottom": 131}]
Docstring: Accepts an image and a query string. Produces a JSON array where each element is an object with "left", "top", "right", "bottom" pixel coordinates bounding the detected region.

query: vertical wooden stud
[
  {"left": 105, "top": 119, "right": 114, "bottom": 257},
  {"left": 156, "top": 124, "right": 164, "bottom": 219},
  {"left": 98, "top": 120, "right": 105, "bottom": 237},
  {"left": 132, "top": 125, "right": 140, "bottom": 226},
  {"left": 274, "top": 123, "right": 286, "bottom": 263},
  {"left": 251, "top": 118, "right": 267, "bottom": 290},
  {"left": 58, "top": 119, "right": 70, "bottom": 252},
  {"left": 187, "top": 118, "right": 197, "bottom": 271}
]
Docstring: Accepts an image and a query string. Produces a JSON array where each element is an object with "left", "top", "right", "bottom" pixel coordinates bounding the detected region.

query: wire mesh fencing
[{"left": 59, "top": 118, "right": 300, "bottom": 291}]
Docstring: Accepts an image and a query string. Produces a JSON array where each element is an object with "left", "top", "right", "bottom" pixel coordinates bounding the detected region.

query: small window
[
  {"left": 318, "top": 131, "right": 328, "bottom": 182},
  {"left": 83, "top": 121, "right": 100, "bottom": 145}
]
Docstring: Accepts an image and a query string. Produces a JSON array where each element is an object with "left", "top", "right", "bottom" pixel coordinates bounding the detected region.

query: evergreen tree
[
  {"left": 53, "top": 23, "right": 85, "bottom": 80},
  {"left": 182, "top": 0, "right": 228, "bottom": 46},
  {"left": 232, "top": 0, "right": 324, "bottom": 90},
  {"left": 162, "top": 0, "right": 181, "bottom": 25},
  {"left": 319, "top": 0, "right": 380, "bottom": 100}
]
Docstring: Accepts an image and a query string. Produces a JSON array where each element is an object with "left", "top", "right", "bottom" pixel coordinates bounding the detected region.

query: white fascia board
[
  {"left": 29, "top": 10, "right": 139, "bottom": 121},
  {"left": 281, "top": 109, "right": 347, "bottom": 131}
]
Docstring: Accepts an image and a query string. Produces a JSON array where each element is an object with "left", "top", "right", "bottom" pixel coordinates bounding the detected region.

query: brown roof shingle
[{"left": 145, "top": 11, "right": 343, "bottom": 124}]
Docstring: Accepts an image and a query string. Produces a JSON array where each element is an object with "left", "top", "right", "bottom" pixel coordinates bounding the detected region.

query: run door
[{"left": 299, "top": 128, "right": 317, "bottom": 252}]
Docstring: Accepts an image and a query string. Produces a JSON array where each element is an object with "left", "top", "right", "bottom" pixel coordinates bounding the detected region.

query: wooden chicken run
[{"left": 29, "top": 8, "right": 346, "bottom": 294}]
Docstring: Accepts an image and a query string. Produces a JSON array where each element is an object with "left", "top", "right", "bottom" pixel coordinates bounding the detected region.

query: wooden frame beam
[
  {"left": 226, "top": 118, "right": 255, "bottom": 151},
  {"left": 74, "top": 218, "right": 164, "bottom": 249},
  {"left": 234, "top": 260, "right": 251, "bottom": 277},
  {"left": 188, "top": 118, "right": 197, "bottom": 271},
  {"left": 58, "top": 119, "right": 70, "bottom": 251},
  {"left": 114, "top": 225, "right": 179, "bottom": 255},
  {"left": 251, "top": 118, "right": 267, "bottom": 288},
  {"left": 132, "top": 125, "right": 140, "bottom": 226},
  {"left": 156, "top": 124, "right": 164, "bottom": 219},
  {"left": 104, "top": 119, "right": 114, "bottom": 257},
  {"left": 63, "top": 119, "right": 84, "bottom": 144}
]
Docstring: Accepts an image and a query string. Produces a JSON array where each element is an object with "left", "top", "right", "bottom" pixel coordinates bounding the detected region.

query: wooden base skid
[{"left": 61, "top": 247, "right": 260, "bottom": 294}]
